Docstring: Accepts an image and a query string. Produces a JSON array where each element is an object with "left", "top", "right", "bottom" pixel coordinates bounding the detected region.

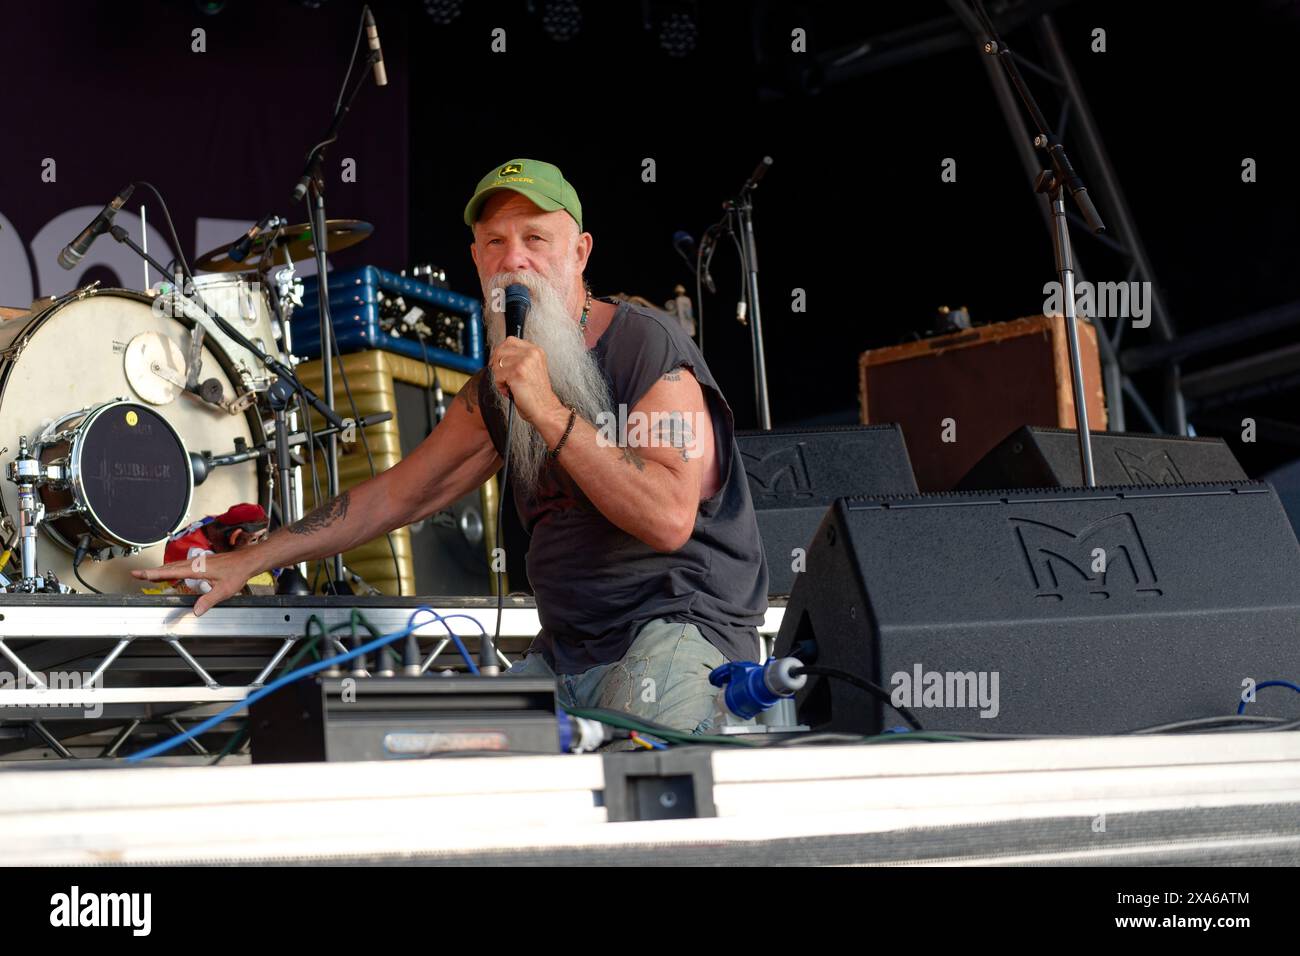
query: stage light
[
  {"left": 659, "top": 10, "right": 697, "bottom": 58},
  {"left": 194, "top": 0, "right": 226, "bottom": 14},
  {"left": 424, "top": 0, "right": 465, "bottom": 25},
  {"left": 541, "top": 0, "right": 582, "bottom": 42}
]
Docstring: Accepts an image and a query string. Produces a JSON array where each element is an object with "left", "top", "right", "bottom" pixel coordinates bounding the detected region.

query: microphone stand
[
  {"left": 288, "top": 29, "right": 383, "bottom": 593},
  {"left": 701, "top": 158, "right": 775, "bottom": 429},
  {"left": 964, "top": 0, "right": 1106, "bottom": 486}
]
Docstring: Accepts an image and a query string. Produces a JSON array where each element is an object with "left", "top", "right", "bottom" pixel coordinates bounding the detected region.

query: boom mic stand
[
  {"left": 960, "top": 0, "right": 1107, "bottom": 485},
  {"left": 698, "top": 157, "right": 775, "bottom": 429},
  {"left": 288, "top": 9, "right": 385, "bottom": 591}
]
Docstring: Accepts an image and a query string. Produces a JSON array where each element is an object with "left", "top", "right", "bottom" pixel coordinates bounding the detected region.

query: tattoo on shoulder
[
  {"left": 620, "top": 446, "right": 646, "bottom": 471},
  {"left": 287, "top": 490, "right": 351, "bottom": 536},
  {"left": 662, "top": 366, "right": 685, "bottom": 382}
]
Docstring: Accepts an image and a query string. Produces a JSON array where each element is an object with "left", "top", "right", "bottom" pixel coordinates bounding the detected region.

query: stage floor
[{"left": 1, "top": 731, "right": 1297, "bottom": 866}]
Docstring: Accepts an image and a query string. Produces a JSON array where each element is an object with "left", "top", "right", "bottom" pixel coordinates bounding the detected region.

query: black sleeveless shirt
[{"left": 477, "top": 298, "right": 769, "bottom": 674}]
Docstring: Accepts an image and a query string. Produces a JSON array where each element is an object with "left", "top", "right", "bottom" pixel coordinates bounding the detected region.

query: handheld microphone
[
  {"left": 487, "top": 282, "right": 532, "bottom": 679},
  {"left": 504, "top": 283, "right": 531, "bottom": 339},
  {"left": 364, "top": 7, "right": 387, "bottom": 87},
  {"left": 227, "top": 214, "right": 283, "bottom": 264},
  {"left": 58, "top": 184, "right": 135, "bottom": 270}
]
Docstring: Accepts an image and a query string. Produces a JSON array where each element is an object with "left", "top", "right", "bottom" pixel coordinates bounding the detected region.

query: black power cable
[{"left": 791, "top": 663, "right": 923, "bottom": 731}]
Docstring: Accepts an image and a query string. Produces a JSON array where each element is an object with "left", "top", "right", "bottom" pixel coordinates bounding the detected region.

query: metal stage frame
[
  {"left": 799, "top": 0, "right": 1300, "bottom": 440},
  {"left": 0, "top": 595, "right": 787, "bottom": 760}
]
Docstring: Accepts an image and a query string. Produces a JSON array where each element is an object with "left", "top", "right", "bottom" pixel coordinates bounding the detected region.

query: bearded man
[{"left": 134, "top": 158, "right": 769, "bottom": 736}]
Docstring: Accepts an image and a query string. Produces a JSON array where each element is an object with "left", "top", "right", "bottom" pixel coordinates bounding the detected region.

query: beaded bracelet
[{"left": 549, "top": 404, "right": 578, "bottom": 460}]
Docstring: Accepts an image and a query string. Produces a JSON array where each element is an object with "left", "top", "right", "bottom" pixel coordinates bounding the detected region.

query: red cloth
[{"left": 165, "top": 528, "right": 213, "bottom": 565}]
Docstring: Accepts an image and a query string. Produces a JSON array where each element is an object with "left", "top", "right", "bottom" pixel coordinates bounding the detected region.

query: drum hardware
[
  {"left": 3, "top": 436, "right": 72, "bottom": 593},
  {"left": 192, "top": 219, "right": 374, "bottom": 273},
  {"left": 137, "top": 351, "right": 255, "bottom": 416},
  {"left": 152, "top": 279, "right": 284, "bottom": 399},
  {"left": 342, "top": 564, "right": 383, "bottom": 596},
  {"left": 197, "top": 410, "right": 394, "bottom": 471},
  {"left": 135, "top": 230, "right": 352, "bottom": 528},
  {"left": 272, "top": 255, "right": 304, "bottom": 325}
]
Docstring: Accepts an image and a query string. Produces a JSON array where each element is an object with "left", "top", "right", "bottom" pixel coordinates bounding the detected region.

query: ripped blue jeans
[{"left": 505, "top": 617, "right": 756, "bottom": 742}]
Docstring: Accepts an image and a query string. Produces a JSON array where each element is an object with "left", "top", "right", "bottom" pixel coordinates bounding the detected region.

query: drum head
[{"left": 76, "top": 403, "right": 192, "bottom": 546}]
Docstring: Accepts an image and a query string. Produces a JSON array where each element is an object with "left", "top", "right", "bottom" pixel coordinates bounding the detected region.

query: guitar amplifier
[
  {"left": 296, "top": 350, "right": 501, "bottom": 597},
  {"left": 859, "top": 315, "right": 1107, "bottom": 492},
  {"left": 296, "top": 266, "right": 484, "bottom": 372}
]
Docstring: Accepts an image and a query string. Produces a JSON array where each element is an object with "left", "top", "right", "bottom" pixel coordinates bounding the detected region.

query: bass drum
[{"left": 0, "top": 288, "right": 265, "bottom": 592}]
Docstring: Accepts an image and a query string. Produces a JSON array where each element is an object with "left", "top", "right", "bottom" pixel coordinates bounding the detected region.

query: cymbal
[{"left": 194, "top": 219, "right": 373, "bottom": 273}]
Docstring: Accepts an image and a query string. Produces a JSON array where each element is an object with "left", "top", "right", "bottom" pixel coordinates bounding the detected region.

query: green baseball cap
[{"left": 463, "top": 158, "right": 583, "bottom": 232}]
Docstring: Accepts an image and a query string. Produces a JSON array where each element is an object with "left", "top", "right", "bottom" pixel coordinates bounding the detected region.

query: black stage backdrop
[
  {"left": 3, "top": 0, "right": 1300, "bottom": 472},
  {"left": 0, "top": 0, "right": 408, "bottom": 302},
  {"left": 402, "top": 0, "right": 1300, "bottom": 473}
]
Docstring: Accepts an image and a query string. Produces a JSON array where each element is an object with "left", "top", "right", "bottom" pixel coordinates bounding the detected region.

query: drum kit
[{"left": 0, "top": 219, "right": 377, "bottom": 594}]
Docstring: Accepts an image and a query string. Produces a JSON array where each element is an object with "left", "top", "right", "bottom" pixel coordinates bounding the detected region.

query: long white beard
[{"left": 484, "top": 270, "right": 612, "bottom": 497}]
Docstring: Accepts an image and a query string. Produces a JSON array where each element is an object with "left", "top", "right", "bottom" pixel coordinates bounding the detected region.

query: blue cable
[
  {"left": 1236, "top": 679, "right": 1300, "bottom": 715},
  {"left": 422, "top": 612, "right": 486, "bottom": 674},
  {"left": 127, "top": 607, "right": 473, "bottom": 762}
]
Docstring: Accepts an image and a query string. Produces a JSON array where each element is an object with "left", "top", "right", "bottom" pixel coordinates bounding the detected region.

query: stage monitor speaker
[
  {"left": 736, "top": 424, "right": 918, "bottom": 596},
  {"left": 1264, "top": 456, "right": 1300, "bottom": 542},
  {"left": 773, "top": 482, "right": 1300, "bottom": 736},
  {"left": 958, "top": 426, "right": 1248, "bottom": 490}
]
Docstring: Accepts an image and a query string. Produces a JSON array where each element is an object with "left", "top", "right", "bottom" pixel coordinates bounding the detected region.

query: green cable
[{"left": 562, "top": 706, "right": 761, "bottom": 747}]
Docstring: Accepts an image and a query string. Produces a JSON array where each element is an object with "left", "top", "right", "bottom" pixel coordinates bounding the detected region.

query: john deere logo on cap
[{"left": 500, "top": 163, "right": 523, "bottom": 176}]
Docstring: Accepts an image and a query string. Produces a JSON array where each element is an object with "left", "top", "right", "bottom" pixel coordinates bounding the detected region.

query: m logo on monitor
[
  {"left": 1010, "top": 512, "right": 1161, "bottom": 599},
  {"left": 1113, "top": 448, "right": 1185, "bottom": 484},
  {"left": 741, "top": 444, "right": 812, "bottom": 498}
]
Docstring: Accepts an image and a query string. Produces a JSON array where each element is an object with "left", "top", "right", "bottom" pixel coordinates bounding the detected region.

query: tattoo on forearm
[
  {"left": 620, "top": 446, "right": 646, "bottom": 471},
  {"left": 655, "top": 412, "right": 695, "bottom": 462},
  {"left": 287, "top": 490, "right": 351, "bottom": 536}
]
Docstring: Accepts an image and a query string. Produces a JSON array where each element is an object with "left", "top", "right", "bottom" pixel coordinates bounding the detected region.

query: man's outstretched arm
[{"left": 133, "top": 370, "right": 501, "bottom": 614}]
